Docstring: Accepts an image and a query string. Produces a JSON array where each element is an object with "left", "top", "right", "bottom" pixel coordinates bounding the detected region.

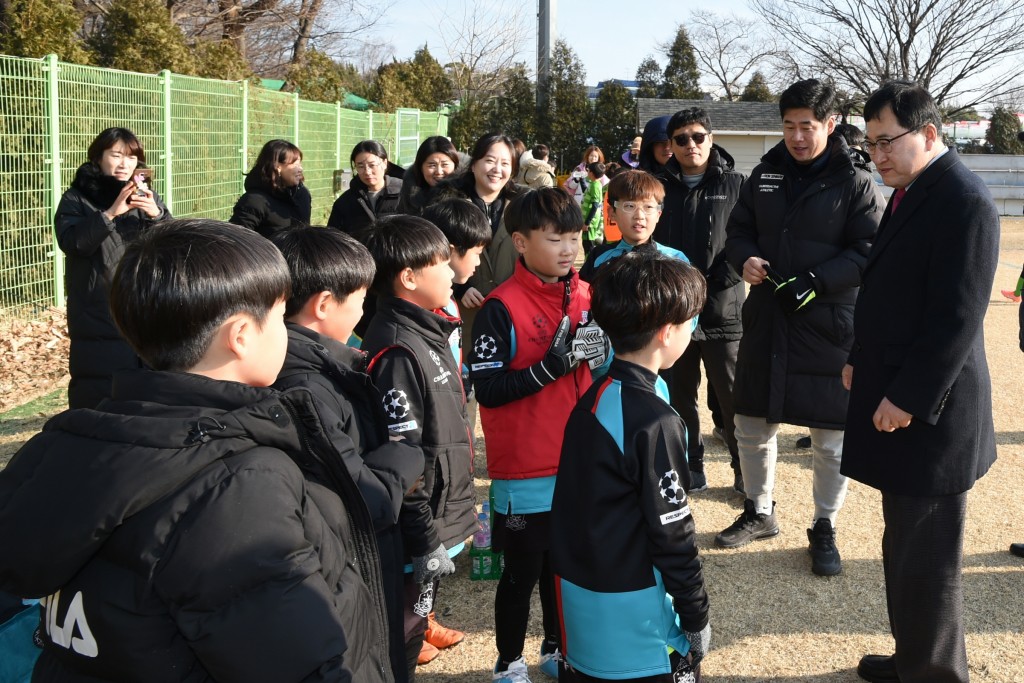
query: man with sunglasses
[
  {"left": 652, "top": 107, "right": 747, "bottom": 496},
  {"left": 841, "top": 81, "right": 998, "bottom": 683},
  {"left": 718, "top": 79, "right": 883, "bottom": 578}
]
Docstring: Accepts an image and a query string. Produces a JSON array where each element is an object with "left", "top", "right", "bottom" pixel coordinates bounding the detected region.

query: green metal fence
[{"left": 0, "top": 53, "right": 448, "bottom": 318}]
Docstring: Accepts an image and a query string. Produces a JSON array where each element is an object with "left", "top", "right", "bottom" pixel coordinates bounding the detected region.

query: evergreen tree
[
  {"left": 89, "top": 0, "right": 197, "bottom": 74},
  {"left": 635, "top": 56, "right": 661, "bottom": 98},
  {"left": 739, "top": 71, "right": 774, "bottom": 102},
  {"left": 592, "top": 81, "right": 637, "bottom": 166},
  {"left": 287, "top": 50, "right": 368, "bottom": 104},
  {"left": 986, "top": 106, "right": 1024, "bottom": 154},
  {"left": 484, "top": 64, "right": 536, "bottom": 145},
  {"left": 0, "top": 0, "right": 90, "bottom": 63},
  {"left": 409, "top": 46, "right": 453, "bottom": 110},
  {"left": 661, "top": 26, "right": 702, "bottom": 99},
  {"left": 192, "top": 41, "right": 252, "bottom": 81},
  {"left": 370, "top": 61, "right": 420, "bottom": 111},
  {"left": 538, "top": 40, "right": 591, "bottom": 172}
]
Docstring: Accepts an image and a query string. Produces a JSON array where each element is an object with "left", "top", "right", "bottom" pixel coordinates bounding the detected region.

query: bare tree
[
  {"left": 687, "top": 12, "right": 780, "bottom": 101},
  {"left": 751, "top": 0, "right": 1024, "bottom": 113},
  {"left": 433, "top": 0, "right": 531, "bottom": 104},
  {"left": 166, "top": 0, "right": 390, "bottom": 74}
]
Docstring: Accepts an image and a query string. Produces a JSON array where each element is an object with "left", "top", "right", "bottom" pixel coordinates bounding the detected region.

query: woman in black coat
[
  {"left": 54, "top": 127, "right": 170, "bottom": 408},
  {"left": 396, "top": 136, "right": 460, "bottom": 216},
  {"left": 229, "top": 139, "right": 311, "bottom": 237},
  {"left": 328, "top": 140, "right": 403, "bottom": 239}
]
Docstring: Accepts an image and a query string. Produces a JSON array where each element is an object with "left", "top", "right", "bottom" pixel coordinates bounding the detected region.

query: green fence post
[
  {"left": 240, "top": 80, "right": 249, "bottom": 196},
  {"left": 294, "top": 92, "right": 300, "bottom": 147},
  {"left": 45, "top": 53, "right": 65, "bottom": 307},
  {"left": 336, "top": 100, "right": 342, "bottom": 175},
  {"left": 160, "top": 70, "right": 174, "bottom": 214}
]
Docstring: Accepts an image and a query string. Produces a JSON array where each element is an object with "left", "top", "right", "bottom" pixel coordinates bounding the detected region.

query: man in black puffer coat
[
  {"left": 716, "top": 80, "right": 883, "bottom": 578},
  {"left": 654, "top": 107, "right": 746, "bottom": 495},
  {"left": 0, "top": 220, "right": 394, "bottom": 683}
]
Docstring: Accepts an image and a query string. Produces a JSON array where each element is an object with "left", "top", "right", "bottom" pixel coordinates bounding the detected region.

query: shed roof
[{"left": 637, "top": 98, "right": 780, "bottom": 133}]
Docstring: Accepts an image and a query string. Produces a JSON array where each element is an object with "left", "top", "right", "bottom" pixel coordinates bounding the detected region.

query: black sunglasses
[{"left": 672, "top": 132, "right": 709, "bottom": 146}]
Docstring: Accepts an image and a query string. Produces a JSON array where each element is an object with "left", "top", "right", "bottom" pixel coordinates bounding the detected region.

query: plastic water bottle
[{"left": 474, "top": 508, "right": 491, "bottom": 549}]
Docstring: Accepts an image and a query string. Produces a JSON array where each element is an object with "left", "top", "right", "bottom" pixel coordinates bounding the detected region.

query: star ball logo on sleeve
[
  {"left": 658, "top": 469, "right": 691, "bottom": 525},
  {"left": 471, "top": 334, "right": 503, "bottom": 371},
  {"left": 382, "top": 388, "right": 417, "bottom": 432}
]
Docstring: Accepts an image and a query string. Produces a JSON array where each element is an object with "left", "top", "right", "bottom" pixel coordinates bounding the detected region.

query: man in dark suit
[{"left": 842, "top": 81, "right": 999, "bottom": 683}]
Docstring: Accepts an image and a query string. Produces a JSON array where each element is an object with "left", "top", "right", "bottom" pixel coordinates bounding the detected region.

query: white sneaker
[{"left": 493, "top": 656, "right": 531, "bottom": 683}]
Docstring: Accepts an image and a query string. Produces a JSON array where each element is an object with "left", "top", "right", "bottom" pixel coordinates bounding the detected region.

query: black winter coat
[
  {"left": 842, "top": 150, "right": 999, "bottom": 496},
  {"left": 328, "top": 175, "right": 403, "bottom": 239},
  {"left": 54, "top": 163, "right": 170, "bottom": 409},
  {"left": 228, "top": 174, "right": 311, "bottom": 237},
  {"left": 361, "top": 297, "right": 477, "bottom": 558},
  {"left": 274, "top": 324, "right": 424, "bottom": 683},
  {"left": 725, "top": 135, "right": 883, "bottom": 428},
  {"left": 0, "top": 370, "right": 392, "bottom": 683},
  {"left": 655, "top": 146, "right": 746, "bottom": 341}
]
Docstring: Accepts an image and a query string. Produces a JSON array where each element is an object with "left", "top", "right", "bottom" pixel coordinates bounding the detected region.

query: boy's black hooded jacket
[{"left": 0, "top": 369, "right": 393, "bottom": 683}]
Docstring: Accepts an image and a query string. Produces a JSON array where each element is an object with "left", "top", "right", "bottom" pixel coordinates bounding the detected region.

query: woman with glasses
[
  {"left": 328, "top": 140, "right": 403, "bottom": 239},
  {"left": 397, "top": 136, "right": 462, "bottom": 216},
  {"left": 229, "top": 139, "right": 310, "bottom": 238}
]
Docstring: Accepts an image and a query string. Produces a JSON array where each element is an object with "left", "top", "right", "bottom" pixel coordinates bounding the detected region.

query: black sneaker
[
  {"left": 687, "top": 470, "right": 708, "bottom": 493},
  {"left": 807, "top": 518, "right": 842, "bottom": 576},
  {"left": 796, "top": 435, "right": 812, "bottom": 448},
  {"left": 714, "top": 499, "right": 779, "bottom": 548}
]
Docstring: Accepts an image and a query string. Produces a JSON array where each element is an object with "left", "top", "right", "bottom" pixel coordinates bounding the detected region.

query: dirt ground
[{"left": 2, "top": 219, "right": 1023, "bottom": 682}]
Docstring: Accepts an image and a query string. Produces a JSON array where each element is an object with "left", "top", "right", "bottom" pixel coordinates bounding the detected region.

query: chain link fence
[{"left": 0, "top": 53, "right": 448, "bottom": 319}]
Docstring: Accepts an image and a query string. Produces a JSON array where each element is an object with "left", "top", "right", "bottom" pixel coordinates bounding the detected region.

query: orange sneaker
[
  {"left": 418, "top": 640, "right": 440, "bottom": 665},
  {"left": 1001, "top": 289, "right": 1022, "bottom": 303},
  {"left": 424, "top": 612, "right": 465, "bottom": 649}
]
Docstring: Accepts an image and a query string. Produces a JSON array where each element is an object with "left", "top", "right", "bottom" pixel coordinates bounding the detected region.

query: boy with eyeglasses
[
  {"left": 652, "top": 107, "right": 747, "bottom": 496},
  {"left": 579, "top": 170, "right": 689, "bottom": 284}
]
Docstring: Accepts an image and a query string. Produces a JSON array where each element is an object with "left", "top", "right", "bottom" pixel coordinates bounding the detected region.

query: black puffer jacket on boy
[{"left": 0, "top": 370, "right": 393, "bottom": 683}]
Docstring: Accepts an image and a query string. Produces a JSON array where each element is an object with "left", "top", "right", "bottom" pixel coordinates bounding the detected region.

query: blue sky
[{"left": 375, "top": 0, "right": 755, "bottom": 87}]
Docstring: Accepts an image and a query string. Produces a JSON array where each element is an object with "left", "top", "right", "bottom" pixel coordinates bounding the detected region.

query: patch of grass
[{"left": 0, "top": 388, "right": 67, "bottom": 469}]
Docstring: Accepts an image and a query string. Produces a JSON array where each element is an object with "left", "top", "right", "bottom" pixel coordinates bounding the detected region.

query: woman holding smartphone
[{"left": 55, "top": 127, "right": 169, "bottom": 408}]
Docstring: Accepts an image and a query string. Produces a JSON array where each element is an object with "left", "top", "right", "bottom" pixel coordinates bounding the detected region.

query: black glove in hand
[
  {"left": 774, "top": 271, "right": 818, "bottom": 315},
  {"left": 683, "top": 622, "right": 711, "bottom": 666},
  {"left": 412, "top": 543, "right": 456, "bottom": 585},
  {"left": 532, "top": 315, "right": 578, "bottom": 385}
]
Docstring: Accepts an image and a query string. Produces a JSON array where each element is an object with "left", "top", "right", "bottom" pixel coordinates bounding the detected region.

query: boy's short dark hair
[
  {"left": 270, "top": 226, "right": 375, "bottom": 319},
  {"left": 863, "top": 80, "right": 942, "bottom": 131},
  {"left": 667, "top": 107, "right": 713, "bottom": 137},
  {"left": 591, "top": 248, "right": 706, "bottom": 354},
  {"left": 532, "top": 144, "right": 549, "bottom": 160},
  {"left": 835, "top": 122, "right": 865, "bottom": 148},
  {"left": 779, "top": 79, "right": 836, "bottom": 123},
  {"left": 587, "top": 162, "right": 606, "bottom": 179},
  {"left": 421, "top": 199, "right": 492, "bottom": 255},
  {"left": 504, "top": 187, "right": 583, "bottom": 236},
  {"left": 110, "top": 219, "right": 291, "bottom": 372},
  {"left": 362, "top": 215, "right": 451, "bottom": 296},
  {"left": 606, "top": 169, "right": 665, "bottom": 206}
]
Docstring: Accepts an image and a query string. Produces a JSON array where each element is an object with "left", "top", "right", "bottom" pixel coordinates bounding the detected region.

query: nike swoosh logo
[{"left": 795, "top": 289, "right": 813, "bottom": 300}]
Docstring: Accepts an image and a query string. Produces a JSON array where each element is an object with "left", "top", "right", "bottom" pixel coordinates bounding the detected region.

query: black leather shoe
[
  {"left": 1011, "top": 543, "right": 1024, "bottom": 558},
  {"left": 857, "top": 654, "right": 899, "bottom": 682}
]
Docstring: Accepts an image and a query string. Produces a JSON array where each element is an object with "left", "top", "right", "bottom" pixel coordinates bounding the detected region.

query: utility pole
[{"left": 537, "top": 0, "right": 556, "bottom": 114}]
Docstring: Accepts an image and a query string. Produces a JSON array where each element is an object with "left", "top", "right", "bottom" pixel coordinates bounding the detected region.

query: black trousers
[
  {"left": 881, "top": 490, "right": 969, "bottom": 683},
  {"left": 667, "top": 338, "right": 740, "bottom": 473}
]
